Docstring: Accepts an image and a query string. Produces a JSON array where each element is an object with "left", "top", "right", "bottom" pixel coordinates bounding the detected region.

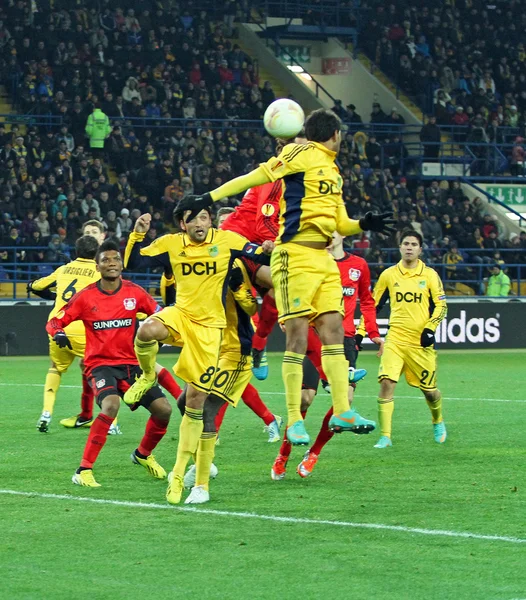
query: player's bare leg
[
  {"left": 185, "top": 393, "right": 226, "bottom": 504},
  {"left": 423, "top": 388, "right": 446, "bottom": 443},
  {"left": 131, "top": 396, "right": 171, "bottom": 479},
  {"left": 374, "top": 378, "right": 396, "bottom": 448},
  {"left": 167, "top": 384, "right": 207, "bottom": 504},
  {"left": 72, "top": 393, "right": 120, "bottom": 487},
  {"left": 124, "top": 318, "right": 170, "bottom": 406},
  {"left": 282, "top": 316, "right": 310, "bottom": 445}
]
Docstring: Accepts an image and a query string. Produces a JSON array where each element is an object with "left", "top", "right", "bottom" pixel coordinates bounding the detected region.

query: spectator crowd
[{"left": 0, "top": 0, "right": 525, "bottom": 294}]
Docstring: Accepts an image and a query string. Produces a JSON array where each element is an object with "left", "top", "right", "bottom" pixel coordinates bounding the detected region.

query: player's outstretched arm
[
  {"left": 124, "top": 213, "right": 172, "bottom": 271},
  {"left": 178, "top": 168, "right": 272, "bottom": 222},
  {"left": 27, "top": 268, "right": 60, "bottom": 300}
]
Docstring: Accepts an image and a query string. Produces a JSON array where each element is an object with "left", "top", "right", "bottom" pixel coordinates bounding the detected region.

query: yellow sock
[
  {"left": 195, "top": 432, "right": 217, "bottom": 490},
  {"left": 172, "top": 408, "right": 204, "bottom": 478},
  {"left": 283, "top": 351, "right": 304, "bottom": 426},
  {"left": 426, "top": 393, "right": 443, "bottom": 424},
  {"left": 43, "top": 368, "right": 61, "bottom": 414},
  {"left": 134, "top": 338, "right": 158, "bottom": 380},
  {"left": 321, "top": 345, "right": 349, "bottom": 415},
  {"left": 378, "top": 398, "right": 394, "bottom": 438}
]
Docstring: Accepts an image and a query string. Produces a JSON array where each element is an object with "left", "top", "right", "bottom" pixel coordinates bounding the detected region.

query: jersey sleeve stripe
[{"left": 281, "top": 144, "right": 311, "bottom": 163}]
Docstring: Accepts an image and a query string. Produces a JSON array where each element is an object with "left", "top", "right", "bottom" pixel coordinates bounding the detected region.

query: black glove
[
  {"left": 420, "top": 328, "right": 435, "bottom": 348},
  {"left": 228, "top": 266, "right": 245, "bottom": 292},
  {"left": 175, "top": 193, "right": 213, "bottom": 223},
  {"left": 354, "top": 334, "right": 364, "bottom": 351},
  {"left": 53, "top": 331, "right": 72, "bottom": 349},
  {"left": 359, "top": 211, "right": 397, "bottom": 235}
]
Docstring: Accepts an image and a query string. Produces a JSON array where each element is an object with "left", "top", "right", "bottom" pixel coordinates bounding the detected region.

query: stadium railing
[{"left": 1, "top": 247, "right": 523, "bottom": 300}]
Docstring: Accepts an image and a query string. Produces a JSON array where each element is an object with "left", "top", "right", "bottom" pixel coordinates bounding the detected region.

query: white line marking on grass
[
  {"left": 261, "top": 391, "right": 526, "bottom": 404},
  {"left": 1, "top": 383, "right": 525, "bottom": 404},
  {"left": 1, "top": 489, "right": 525, "bottom": 545}
]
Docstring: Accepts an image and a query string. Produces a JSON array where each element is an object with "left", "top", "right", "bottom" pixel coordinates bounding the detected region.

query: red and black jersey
[
  {"left": 335, "top": 252, "right": 380, "bottom": 339},
  {"left": 46, "top": 279, "right": 159, "bottom": 376},
  {"left": 221, "top": 180, "right": 281, "bottom": 244}
]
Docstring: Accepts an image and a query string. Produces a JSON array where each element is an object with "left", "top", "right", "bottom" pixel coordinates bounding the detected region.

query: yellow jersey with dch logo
[
  {"left": 365, "top": 259, "right": 447, "bottom": 346},
  {"left": 259, "top": 142, "right": 362, "bottom": 244},
  {"left": 125, "top": 228, "right": 267, "bottom": 329}
]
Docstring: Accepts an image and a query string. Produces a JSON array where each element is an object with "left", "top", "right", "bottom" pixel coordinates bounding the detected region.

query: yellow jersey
[
  {"left": 31, "top": 258, "right": 100, "bottom": 321},
  {"left": 125, "top": 228, "right": 267, "bottom": 329},
  {"left": 366, "top": 259, "right": 447, "bottom": 346},
  {"left": 259, "top": 142, "right": 362, "bottom": 244}
]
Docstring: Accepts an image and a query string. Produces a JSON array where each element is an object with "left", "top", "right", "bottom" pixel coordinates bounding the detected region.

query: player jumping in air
[
  {"left": 272, "top": 231, "right": 383, "bottom": 479},
  {"left": 123, "top": 207, "right": 271, "bottom": 504},
  {"left": 177, "top": 108, "right": 395, "bottom": 446},
  {"left": 362, "top": 229, "right": 447, "bottom": 448},
  {"left": 46, "top": 240, "right": 173, "bottom": 487}
]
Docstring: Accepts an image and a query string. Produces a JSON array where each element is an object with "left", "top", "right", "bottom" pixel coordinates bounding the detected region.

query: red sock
[
  {"left": 242, "top": 383, "right": 274, "bottom": 426},
  {"left": 80, "top": 375, "right": 94, "bottom": 420},
  {"left": 138, "top": 416, "right": 169, "bottom": 456},
  {"left": 310, "top": 407, "right": 334, "bottom": 456},
  {"left": 278, "top": 410, "right": 308, "bottom": 457},
  {"left": 157, "top": 367, "right": 182, "bottom": 400},
  {"left": 306, "top": 328, "right": 327, "bottom": 380},
  {"left": 252, "top": 294, "right": 278, "bottom": 351},
  {"left": 214, "top": 401, "right": 229, "bottom": 432},
  {"left": 80, "top": 413, "right": 113, "bottom": 469}
]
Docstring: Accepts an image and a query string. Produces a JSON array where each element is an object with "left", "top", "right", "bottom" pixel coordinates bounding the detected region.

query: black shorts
[
  {"left": 344, "top": 336, "right": 358, "bottom": 369},
  {"left": 90, "top": 364, "right": 165, "bottom": 410},
  {"left": 302, "top": 356, "right": 320, "bottom": 392},
  {"left": 240, "top": 256, "right": 268, "bottom": 297}
]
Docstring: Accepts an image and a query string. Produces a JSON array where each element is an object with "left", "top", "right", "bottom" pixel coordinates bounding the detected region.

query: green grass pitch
[{"left": 1, "top": 351, "right": 525, "bottom": 599}]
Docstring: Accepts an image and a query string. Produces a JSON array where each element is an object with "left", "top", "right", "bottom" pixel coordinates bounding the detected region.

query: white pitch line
[
  {"left": 1, "top": 489, "right": 524, "bottom": 545},
  {"left": 0, "top": 382, "right": 525, "bottom": 404},
  {"left": 261, "top": 392, "right": 526, "bottom": 404}
]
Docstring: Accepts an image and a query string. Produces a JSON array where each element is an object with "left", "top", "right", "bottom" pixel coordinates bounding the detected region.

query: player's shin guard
[
  {"left": 80, "top": 374, "right": 94, "bottom": 420},
  {"left": 80, "top": 413, "right": 113, "bottom": 469},
  {"left": 242, "top": 383, "right": 274, "bottom": 426},
  {"left": 282, "top": 352, "right": 304, "bottom": 426},
  {"left": 310, "top": 407, "right": 334, "bottom": 456},
  {"left": 426, "top": 392, "right": 443, "bottom": 424},
  {"left": 43, "top": 368, "right": 61, "bottom": 414},
  {"left": 172, "top": 408, "right": 203, "bottom": 478},
  {"left": 157, "top": 367, "right": 182, "bottom": 400},
  {"left": 378, "top": 398, "right": 394, "bottom": 438},
  {"left": 195, "top": 432, "right": 217, "bottom": 490},
  {"left": 138, "top": 416, "right": 169, "bottom": 456},
  {"left": 134, "top": 338, "right": 158, "bottom": 381},
  {"left": 252, "top": 294, "right": 278, "bottom": 351},
  {"left": 321, "top": 345, "right": 349, "bottom": 415}
]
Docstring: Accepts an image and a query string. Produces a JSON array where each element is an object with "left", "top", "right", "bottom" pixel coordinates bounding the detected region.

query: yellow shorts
[
  {"left": 379, "top": 341, "right": 438, "bottom": 391},
  {"left": 151, "top": 305, "right": 223, "bottom": 393},
  {"left": 209, "top": 351, "right": 252, "bottom": 406},
  {"left": 270, "top": 242, "right": 343, "bottom": 322},
  {"left": 48, "top": 320, "right": 86, "bottom": 372}
]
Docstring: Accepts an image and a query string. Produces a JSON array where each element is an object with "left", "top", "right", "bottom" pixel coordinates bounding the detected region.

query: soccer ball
[{"left": 263, "top": 99, "right": 305, "bottom": 139}]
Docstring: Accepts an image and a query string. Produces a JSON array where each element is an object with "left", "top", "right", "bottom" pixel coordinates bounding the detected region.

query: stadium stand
[{"left": 0, "top": 1, "right": 524, "bottom": 297}]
